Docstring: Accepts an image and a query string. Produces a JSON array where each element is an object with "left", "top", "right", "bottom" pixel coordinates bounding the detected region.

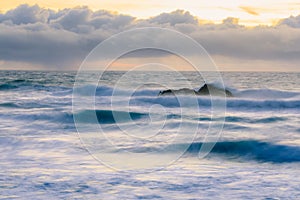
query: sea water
[{"left": 0, "top": 71, "right": 299, "bottom": 199}]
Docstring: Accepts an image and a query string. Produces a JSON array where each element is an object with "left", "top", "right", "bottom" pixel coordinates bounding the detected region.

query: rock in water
[
  {"left": 158, "top": 88, "right": 196, "bottom": 96},
  {"left": 158, "top": 84, "right": 233, "bottom": 97},
  {"left": 197, "top": 84, "right": 233, "bottom": 97}
]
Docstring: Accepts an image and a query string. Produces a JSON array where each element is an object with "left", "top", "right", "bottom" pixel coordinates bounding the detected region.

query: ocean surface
[{"left": 0, "top": 71, "right": 299, "bottom": 199}]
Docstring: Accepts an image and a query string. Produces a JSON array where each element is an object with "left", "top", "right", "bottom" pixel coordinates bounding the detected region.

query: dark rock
[
  {"left": 158, "top": 83, "right": 233, "bottom": 97},
  {"left": 197, "top": 84, "right": 233, "bottom": 97}
]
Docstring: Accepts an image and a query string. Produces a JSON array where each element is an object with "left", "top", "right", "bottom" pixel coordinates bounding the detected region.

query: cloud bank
[{"left": 0, "top": 4, "right": 300, "bottom": 71}]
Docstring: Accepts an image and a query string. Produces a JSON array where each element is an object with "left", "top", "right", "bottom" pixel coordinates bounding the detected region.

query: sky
[
  {"left": 2, "top": 0, "right": 300, "bottom": 26},
  {"left": 0, "top": 1, "right": 300, "bottom": 71}
]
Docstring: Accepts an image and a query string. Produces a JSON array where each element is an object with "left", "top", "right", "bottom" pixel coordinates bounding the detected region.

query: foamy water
[{"left": 0, "top": 71, "right": 299, "bottom": 199}]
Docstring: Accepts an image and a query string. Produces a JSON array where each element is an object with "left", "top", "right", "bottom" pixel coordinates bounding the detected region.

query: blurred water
[{"left": 0, "top": 71, "right": 299, "bottom": 199}]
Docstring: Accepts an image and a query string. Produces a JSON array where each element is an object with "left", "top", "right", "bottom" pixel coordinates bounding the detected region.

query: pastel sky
[
  {"left": 2, "top": 0, "right": 300, "bottom": 26},
  {"left": 0, "top": 1, "right": 300, "bottom": 71}
]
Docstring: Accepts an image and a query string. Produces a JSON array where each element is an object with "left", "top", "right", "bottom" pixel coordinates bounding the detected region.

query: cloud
[
  {"left": 49, "top": 7, "right": 135, "bottom": 33},
  {"left": 239, "top": 6, "right": 260, "bottom": 16},
  {"left": 189, "top": 23, "right": 300, "bottom": 60},
  {"left": 148, "top": 10, "right": 199, "bottom": 25},
  {"left": 0, "top": 4, "right": 49, "bottom": 24},
  {"left": 279, "top": 15, "right": 300, "bottom": 28},
  {"left": 0, "top": 5, "right": 135, "bottom": 69},
  {"left": 0, "top": 4, "right": 300, "bottom": 71}
]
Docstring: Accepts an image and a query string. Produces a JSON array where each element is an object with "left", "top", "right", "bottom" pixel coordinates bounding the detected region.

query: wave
[
  {"left": 89, "top": 85, "right": 300, "bottom": 99},
  {"left": 0, "top": 102, "right": 20, "bottom": 108},
  {"left": 0, "top": 79, "right": 34, "bottom": 91},
  {"left": 75, "top": 109, "right": 148, "bottom": 124},
  {"left": 2, "top": 82, "right": 299, "bottom": 111},
  {"left": 251, "top": 116, "right": 287, "bottom": 123},
  {"left": 0, "top": 83, "right": 18, "bottom": 90},
  {"left": 224, "top": 116, "right": 287, "bottom": 124},
  {"left": 3, "top": 81, "right": 299, "bottom": 100},
  {"left": 75, "top": 85, "right": 159, "bottom": 97},
  {"left": 86, "top": 85, "right": 300, "bottom": 110},
  {"left": 115, "top": 140, "right": 300, "bottom": 163},
  {"left": 235, "top": 88, "right": 300, "bottom": 99},
  {"left": 133, "top": 96, "right": 300, "bottom": 110},
  {"left": 13, "top": 108, "right": 288, "bottom": 125},
  {"left": 183, "top": 140, "right": 300, "bottom": 163},
  {"left": 226, "top": 99, "right": 300, "bottom": 110},
  {"left": 0, "top": 101, "right": 69, "bottom": 109},
  {"left": 0, "top": 79, "right": 71, "bottom": 92},
  {"left": 4, "top": 111, "right": 74, "bottom": 124}
]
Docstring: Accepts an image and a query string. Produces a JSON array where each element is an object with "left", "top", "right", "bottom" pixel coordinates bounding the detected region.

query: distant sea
[{"left": 0, "top": 71, "right": 299, "bottom": 199}]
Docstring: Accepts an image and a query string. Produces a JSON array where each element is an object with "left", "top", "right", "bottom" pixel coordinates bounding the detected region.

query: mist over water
[{"left": 0, "top": 71, "right": 299, "bottom": 199}]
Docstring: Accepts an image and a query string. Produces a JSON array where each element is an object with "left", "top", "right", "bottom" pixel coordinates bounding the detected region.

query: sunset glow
[{"left": 1, "top": 0, "right": 300, "bottom": 26}]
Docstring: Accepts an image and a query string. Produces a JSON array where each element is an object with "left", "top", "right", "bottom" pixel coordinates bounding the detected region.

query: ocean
[{"left": 0, "top": 70, "right": 299, "bottom": 199}]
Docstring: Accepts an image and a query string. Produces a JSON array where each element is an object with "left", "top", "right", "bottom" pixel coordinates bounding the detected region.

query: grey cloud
[
  {"left": 148, "top": 10, "right": 198, "bottom": 25},
  {"left": 0, "top": 4, "right": 49, "bottom": 24},
  {"left": 0, "top": 23, "right": 90, "bottom": 68},
  {"left": 0, "top": 4, "right": 300, "bottom": 70},
  {"left": 0, "top": 5, "right": 134, "bottom": 69},
  {"left": 279, "top": 15, "right": 300, "bottom": 28},
  {"left": 49, "top": 7, "right": 135, "bottom": 33},
  {"left": 191, "top": 25, "right": 300, "bottom": 61}
]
